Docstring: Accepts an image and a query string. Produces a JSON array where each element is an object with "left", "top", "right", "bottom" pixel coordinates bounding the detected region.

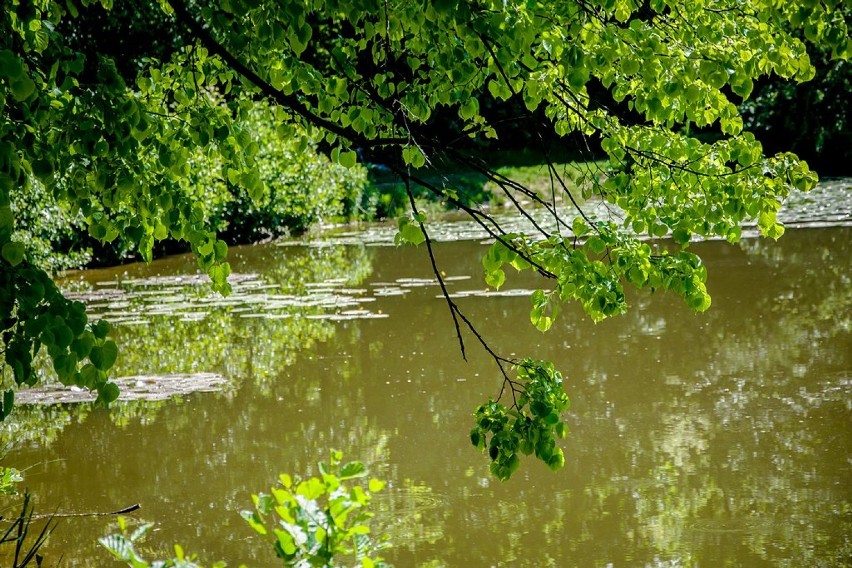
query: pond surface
[{"left": 3, "top": 185, "right": 851, "bottom": 567}]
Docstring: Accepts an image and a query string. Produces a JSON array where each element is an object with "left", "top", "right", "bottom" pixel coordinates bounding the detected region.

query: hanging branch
[
  {"left": 401, "top": 170, "right": 522, "bottom": 407},
  {"left": 393, "top": 166, "right": 557, "bottom": 279},
  {"left": 402, "top": 175, "right": 467, "bottom": 360},
  {"left": 166, "top": 0, "right": 405, "bottom": 148}
]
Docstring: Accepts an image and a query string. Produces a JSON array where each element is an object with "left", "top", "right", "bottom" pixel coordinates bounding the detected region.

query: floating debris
[
  {"left": 15, "top": 373, "right": 230, "bottom": 405},
  {"left": 283, "top": 179, "right": 852, "bottom": 247},
  {"left": 396, "top": 278, "right": 439, "bottom": 287},
  {"left": 373, "top": 287, "right": 409, "bottom": 297},
  {"left": 443, "top": 288, "right": 538, "bottom": 298}
]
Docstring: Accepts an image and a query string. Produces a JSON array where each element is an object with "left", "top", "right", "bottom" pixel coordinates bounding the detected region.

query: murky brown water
[{"left": 2, "top": 210, "right": 850, "bottom": 566}]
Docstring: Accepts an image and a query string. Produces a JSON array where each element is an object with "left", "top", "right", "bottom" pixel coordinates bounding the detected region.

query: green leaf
[
  {"left": 241, "top": 510, "right": 268, "bottom": 536},
  {"left": 0, "top": 50, "right": 23, "bottom": 78},
  {"left": 686, "top": 292, "right": 712, "bottom": 312},
  {"left": 586, "top": 236, "right": 607, "bottom": 255},
  {"left": 213, "top": 240, "right": 228, "bottom": 261},
  {"left": 672, "top": 227, "right": 691, "bottom": 245},
  {"left": 31, "top": 159, "right": 55, "bottom": 180},
  {"left": 10, "top": 75, "right": 36, "bottom": 102},
  {"left": 1, "top": 242, "right": 25, "bottom": 266},
  {"left": 485, "top": 268, "right": 505, "bottom": 289},
  {"left": 255, "top": 493, "right": 275, "bottom": 516},
  {"left": 275, "top": 528, "right": 296, "bottom": 555},
  {"left": 402, "top": 146, "right": 426, "bottom": 168},
  {"left": 395, "top": 217, "right": 426, "bottom": 246},
  {"left": 76, "top": 363, "right": 100, "bottom": 389},
  {"left": 209, "top": 262, "right": 232, "bottom": 295},
  {"left": 567, "top": 66, "right": 589, "bottom": 91},
  {"left": 621, "top": 58, "right": 640, "bottom": 75},
  {"left": 90, "top": 340, "right": 118, "bottom": 371},
  {"left": 0, "top": 206, "right": 14, "bottom": 232},
  {"left": 339, "top": 461, "right": 367, "bottom": 479},
  {"left": 241, "top": 170, "right": 264, "bottom": 202},
  {"left": 459, "top": 98, "right": 478, "bottom": 120},
  {"left": 297, "top": 477, "right": 325, "bottom": 500},
  {"left": 71, "top": 335, "right": 94, "bottom": 359},
  {"left": 338, "top": 150, "right": 357, "bottom": 168},
  {"left": 93, "top": 319, "right": 111, "bottom": 340},
  {"left": 547, "top": 449, "right": 565, "bottom": 471},
  {"left": 97, "top": 382, "right": 120, "bottom": 404}
]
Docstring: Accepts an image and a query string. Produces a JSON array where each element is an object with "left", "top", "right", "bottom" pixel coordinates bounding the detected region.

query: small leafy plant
[
  {"left": 241, "top": 451, "right": 389, "bottom": 567},
  {"left": 100, "top": 517, "right": 218, "bottom": 568},
  {"left": 101, "top": 452, "right": 389, "bottom": 567},
  {"left": 0, "top": 465, "right": 23, "bottom": 495}
]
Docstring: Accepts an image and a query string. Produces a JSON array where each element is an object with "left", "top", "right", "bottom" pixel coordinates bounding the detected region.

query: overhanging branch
[{"left": 166, "top": 0, "right": 405, "bottom": 148}]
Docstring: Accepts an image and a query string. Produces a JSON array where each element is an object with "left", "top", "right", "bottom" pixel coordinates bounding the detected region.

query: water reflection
[{"left": 2, "top": 227, "right": 849, "bottom": 567}]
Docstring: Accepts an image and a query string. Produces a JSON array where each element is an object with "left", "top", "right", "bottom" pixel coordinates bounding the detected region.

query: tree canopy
[{"left": 1, "top": 0, "right": 847, "bottom": 477}]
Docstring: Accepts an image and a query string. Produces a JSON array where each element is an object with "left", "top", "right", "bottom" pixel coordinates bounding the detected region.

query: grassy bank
[{"left": 364, "top": 160, "right": 605, "bottom": 219}]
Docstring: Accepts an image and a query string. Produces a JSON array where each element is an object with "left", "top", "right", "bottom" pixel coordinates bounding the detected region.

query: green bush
[
  {"left": 188, "top": 104, "right": 369, "bottom": 244},
  {"left": 241, "top": 450, "right": 389, "bottom": 567},
  {"left": 10, "top": 180, "right": 92, "bottom": 272},
  {"left": 12, "top": 102, "right": 369, "bottom": 271}
]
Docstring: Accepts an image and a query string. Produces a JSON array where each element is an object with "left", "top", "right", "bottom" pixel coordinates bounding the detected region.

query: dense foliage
[
  {"left": 743, "top": 51, "right": 850, "bottom": 175},
  {"left": 12, "top": 103, "right": 367, "bottom": 269},
  {"left": 1, "top": 0, "right": 847, "bottom": 476}
]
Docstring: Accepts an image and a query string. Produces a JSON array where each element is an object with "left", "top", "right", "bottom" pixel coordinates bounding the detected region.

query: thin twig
[
  {"left": 403, "top": 177, "right": 466, "bottom": 360},
  {"left": 2, "top": 503, "right": 140, "bottom": 522}
]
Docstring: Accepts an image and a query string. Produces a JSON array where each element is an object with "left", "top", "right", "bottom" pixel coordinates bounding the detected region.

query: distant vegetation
[{"left": 13, "top": 102, "right": 368, "bottom": 271}]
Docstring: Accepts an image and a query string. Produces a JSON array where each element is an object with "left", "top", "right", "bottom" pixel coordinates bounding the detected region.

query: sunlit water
[{"left": 2, "top": 183, "right": 851, "bottom": 567}]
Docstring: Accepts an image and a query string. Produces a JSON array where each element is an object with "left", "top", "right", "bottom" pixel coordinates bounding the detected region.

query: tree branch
[{"left": 166, "top": 0, "right": 404, "bottom": 148}]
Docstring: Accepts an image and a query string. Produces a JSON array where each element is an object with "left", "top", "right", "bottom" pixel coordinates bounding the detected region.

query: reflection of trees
[
  {"left": 110, "top": 313, "right": 337, "bottom": 393},
  {"left": 6, "top": 228, "right": 849, "bottom": 566},
  {"left": 320, "top": 228, "right": 851, "bottom": 566},
  {"left": 21, "top": 353, "right": 402, "bottom": 566},
  {"left": 4, "top": 245, "right": 375, "bottom": 453},
  {"left": 105, "top": 244, "right": 376, "bottom": 387},
  {"left": 527, "top": 228, "right": 852, "bottom": 566},
  {"left": 0, "top": 404, "right": 90, "bottom": 449}
]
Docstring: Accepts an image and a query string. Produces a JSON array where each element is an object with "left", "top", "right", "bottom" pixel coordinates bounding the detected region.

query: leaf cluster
[
  {"left": 0, "top": 465, "right": 23, "bottom": 495},
  {"left": 470, "top": 359, "right": 570, "bottom": 481},
  {"left": 0, "top": 259, "right": 119, "bottom": 419},
  {"left": 483, "top": 229, "right": 712, "bottom": 331},
  {"left": 241, "top": 450, "right": 389, "bottom": 567}
]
